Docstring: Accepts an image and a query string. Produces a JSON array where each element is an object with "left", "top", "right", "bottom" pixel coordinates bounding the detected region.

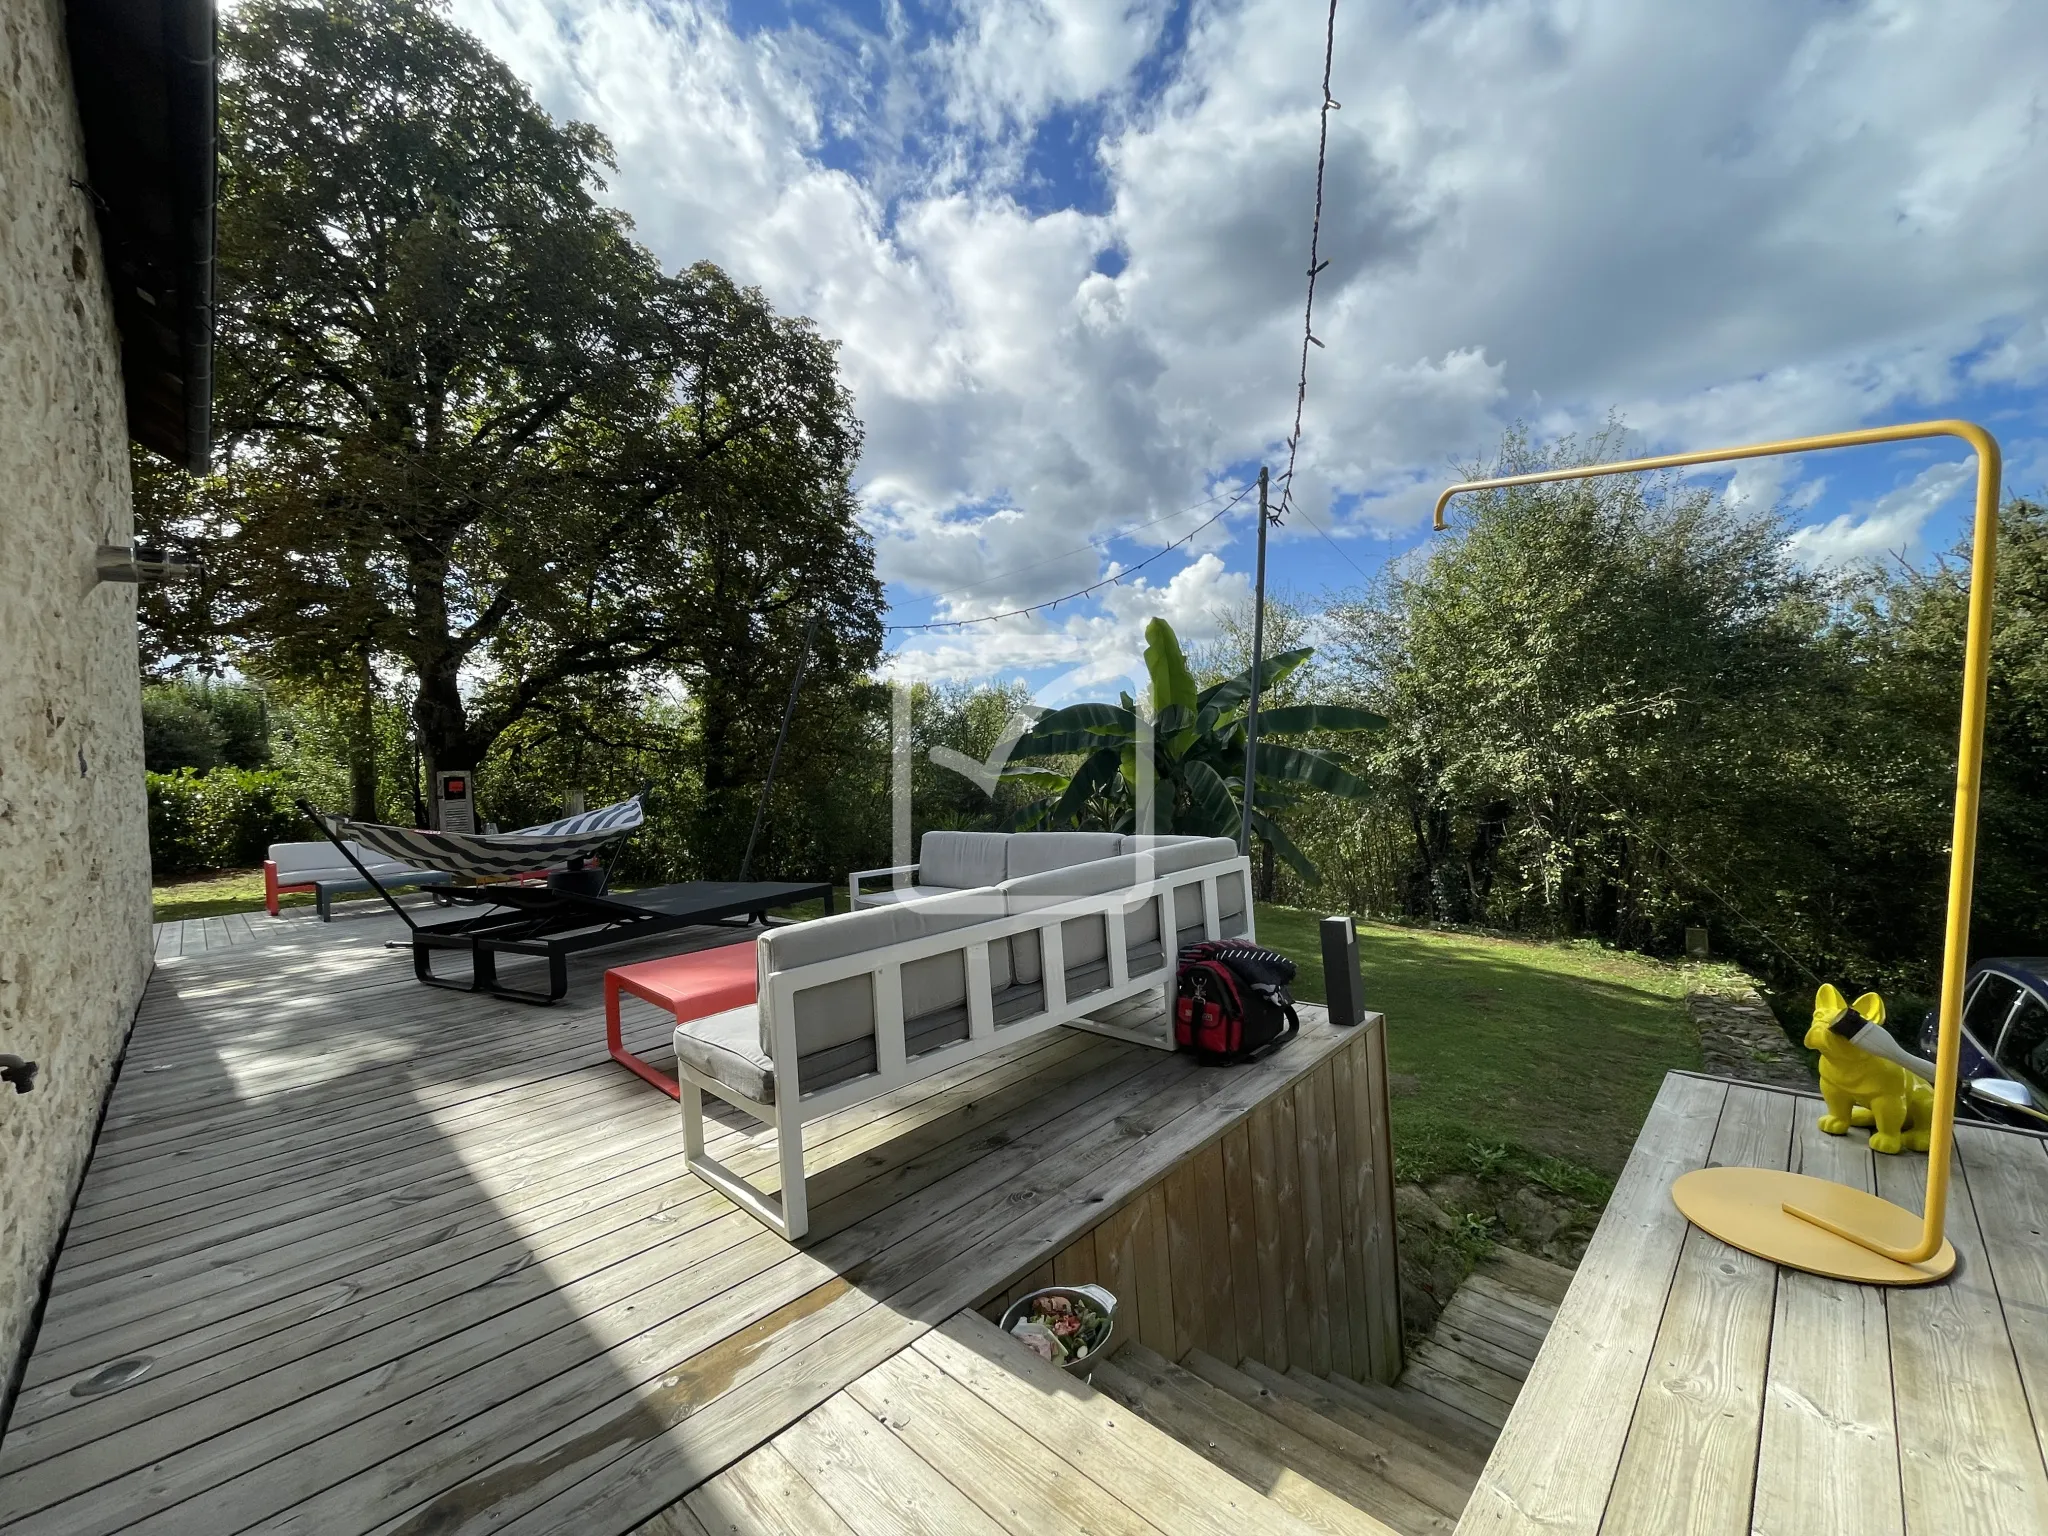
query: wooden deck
[
  {"left": 1458, "top": 1073, "right": 2048, "bottom": 1536},
  {"left": 151, "top": 897, "right": 441, "bottom": 956},
  {"left": 0, "top": 917, "right": 1383, "bottom": 1535}
]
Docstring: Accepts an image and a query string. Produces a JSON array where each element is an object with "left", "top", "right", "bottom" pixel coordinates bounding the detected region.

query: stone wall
[{"left": 0, "top": 0, "right": 155, "bottom": 1421}]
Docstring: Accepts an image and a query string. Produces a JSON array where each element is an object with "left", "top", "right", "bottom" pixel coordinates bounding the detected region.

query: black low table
[{"left": 406, "top": 878, "right": 834, "bottom": 1005}]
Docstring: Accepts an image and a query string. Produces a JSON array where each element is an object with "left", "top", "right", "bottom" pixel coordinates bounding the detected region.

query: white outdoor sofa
[
  {"left": 264, "top": 839, "right": 455, "bottom": 920},
  {"left": 675, "top": 832, "right": 1253, "bottom": 1239}
]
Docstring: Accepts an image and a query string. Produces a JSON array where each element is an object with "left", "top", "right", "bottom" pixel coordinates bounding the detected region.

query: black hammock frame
[{"left": 298, "top": 796, "right": 831, "bottom": 1005}]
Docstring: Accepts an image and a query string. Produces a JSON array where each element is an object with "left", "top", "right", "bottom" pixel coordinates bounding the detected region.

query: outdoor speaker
[{"left": 1322, "top": 914, "right": 1364, "bottom": 1027}]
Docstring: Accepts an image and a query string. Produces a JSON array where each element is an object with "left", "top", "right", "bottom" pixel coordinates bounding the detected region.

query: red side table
[{"left": 604, "top": 942, "right": 760, "bottom": 1098}]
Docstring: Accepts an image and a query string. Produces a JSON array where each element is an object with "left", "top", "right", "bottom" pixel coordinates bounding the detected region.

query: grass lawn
[
  {"left": 1255, "top": 904, "right": 1727, "bottom": 1203},
  {"left": 154, "top": 869, "right": 319, "bottom": 921}
]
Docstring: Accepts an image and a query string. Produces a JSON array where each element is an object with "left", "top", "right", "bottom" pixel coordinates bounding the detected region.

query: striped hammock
[{"left": 316, "top": 797, "right": 645, "bottom": 880}]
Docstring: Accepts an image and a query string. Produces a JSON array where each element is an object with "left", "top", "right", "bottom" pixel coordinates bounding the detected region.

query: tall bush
[{"left": 147, "top": 769, "right": 311, "bottom": 876}]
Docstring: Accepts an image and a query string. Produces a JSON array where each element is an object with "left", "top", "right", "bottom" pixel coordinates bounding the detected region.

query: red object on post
[{"left": 603, "top": 942, "right": 760, "bottom": 1098}]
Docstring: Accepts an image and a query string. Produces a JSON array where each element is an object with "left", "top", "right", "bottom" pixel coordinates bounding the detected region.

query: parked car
[{"left": 1919, "top": 958, "right": 2048, "bottom": 1129}]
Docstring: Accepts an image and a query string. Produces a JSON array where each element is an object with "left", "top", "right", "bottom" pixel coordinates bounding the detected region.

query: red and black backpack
[{"left": 1174, "top": 941, "right": 1300, "bottom": 1063}]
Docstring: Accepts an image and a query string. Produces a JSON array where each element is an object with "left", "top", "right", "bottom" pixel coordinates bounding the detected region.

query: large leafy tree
[
  {"left": 1316, "top": 424, "right": 2048, "bottom": 987},
  {"left": 140, "top": 0, "right": 880, "bottom": 828},
  {"left": 1004, "top": 618, "right": 1383, "bottom": 882},
  {"left": 1326, "top": 426, "right": 1850, "bottom": 949}
]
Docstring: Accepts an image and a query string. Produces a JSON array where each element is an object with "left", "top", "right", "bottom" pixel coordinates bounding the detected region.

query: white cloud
[
  {"left": 1788, "top": 460, "right": 1975, "bottom": 567},
  {"left": 887, "top": 551, "right": 1250, "bottom": 691},
  {"left": 449, "top": 0, "right": 2048, "bottom": 678}
]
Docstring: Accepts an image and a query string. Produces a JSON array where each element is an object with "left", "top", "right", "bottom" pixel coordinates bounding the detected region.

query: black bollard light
[{"left": 1321, "top": 914, "right": 1364, "bottom": 1027}]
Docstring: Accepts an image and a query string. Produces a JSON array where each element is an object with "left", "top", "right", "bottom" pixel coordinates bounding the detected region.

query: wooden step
[
  {"left": 1241, "top": 1360, "right": 1486, "bottom": 1488},
  {"left": 914, "top": 1313, "right": 1334, "bottom": 1536},
  {"left": 1268, "top": 1366, "right": 1490, "bottom": 1486},
  {"left": 1316, "top": 1370, "right": 1500, "bottom": 1463},
  {"left": 1459, "top": 1271, "right": 1559, "bottom": 1333},
  {"left": 846, "top": 1344, "right": 1167, "bottom": 1536},
  {"left": 1092, "top": 1345, "right": 1411, "bottom": 1536},
  {"left": 1425, "top": 1315, "right": 1537, "bottom": 1383},
  {"left": 1436, "top": 1288, "right": 1546, "bottom": 1369},
  {"left": 1476, "top": 1247, "right": 1574, "bottom": 1309},
  {"left": 1181, "top": 1351, "right": 1473, "bottom": 1526},
  {"left": 1400, "top": 1340, "right": 1520, "bottom": 1430}
]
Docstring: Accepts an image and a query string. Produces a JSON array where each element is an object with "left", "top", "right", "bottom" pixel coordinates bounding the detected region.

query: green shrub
[
  {"left": 147, "top": 768, "right": 312, "bottom": 877},
  {"left": 142, "top": 680, "right": 270, "bottom": 773}
]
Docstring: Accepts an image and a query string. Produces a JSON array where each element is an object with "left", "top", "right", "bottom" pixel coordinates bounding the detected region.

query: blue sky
[{"left": 452, "top": 0, "right": 2048, "bottom": 702}]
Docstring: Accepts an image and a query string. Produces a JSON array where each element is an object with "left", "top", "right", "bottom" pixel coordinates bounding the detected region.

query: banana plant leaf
[
  {"left": 1144, "top": 618, "right": 1200, "bottom": 751},
  {"left": 1197, "top": 647, "right": 1313, "bottom": 715},
  {"left": 1012, "top": 702, "right": 1134, "bottom": 754},
  {"left": 1180, "top": 758, "right": 1240, "bottom": 837},
  {"left": 1252, "top": 703, "right": 1388, "bottom": 735},
  {"left": 1252, "top": 740, "right": 1371, "bottom": 798},
  {"left": 1049, "top": 746, "right": 1123, "bottom": 825},
  {"left": 1250, "top": 806, "right": 1317, "bottom": 883}
]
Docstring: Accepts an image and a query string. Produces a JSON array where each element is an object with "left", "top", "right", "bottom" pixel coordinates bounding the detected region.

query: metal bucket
[{"left": 998, "top": 1284, "right": 1121, "bottom": 1375}]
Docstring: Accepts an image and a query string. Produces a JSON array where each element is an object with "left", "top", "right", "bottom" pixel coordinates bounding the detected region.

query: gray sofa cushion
[
  {"left": 1173, "top": 880, "right": 1209, "bottom": 950},
  {"left": 852, "top": 883, "right": 955, "bottom": 907},
  {"left": 1133, "top": 835, "right": 1240, "bottom": 876},
  {"left": 762, "top": 887, "right": 997, "bottom": 973},
  {"left": 919, "top": 830, "right": 1010, "bottom": 890},
  {"left": 677, "top": 1003, "right": 881, "bottom": 1104},
  {"left": 1216, "top": 867, "right": 1250, "bottom": 935},
  {"left": 1124, "top": 893, "right": 1165, "bottom": 974},
  {"left": 675, "top": 1005, "right": 773, "bottom": 1101},
  {"left": 761, "top": 888, "right": 997, "bottom": 1066},
  {"left": 1004, "top": 831, "right": 1124, "bottom": 879},
  {"left": 1000, "top": 854, "right": 1142, "bottom": 910}
]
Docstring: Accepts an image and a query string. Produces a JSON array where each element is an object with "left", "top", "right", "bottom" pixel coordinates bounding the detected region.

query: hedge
[{"left": 147, "top": 768, "right": 314, "bottom": 877}]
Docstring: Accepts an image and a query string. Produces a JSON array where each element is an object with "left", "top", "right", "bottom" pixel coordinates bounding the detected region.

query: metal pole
[
  {"left": 1239, "top": 465, "right": 1270, "bottom": 856},
  {"left": 1436, "top": 417, "right": 1999, "bottom": 1280},
  {"left": 740, "top": 607, "right": 819, "bottom": 881}
]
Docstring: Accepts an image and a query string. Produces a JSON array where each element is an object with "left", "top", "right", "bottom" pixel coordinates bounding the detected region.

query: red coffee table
[{"left": 604, "top": 941, "right": 760, "bottom": 1098}]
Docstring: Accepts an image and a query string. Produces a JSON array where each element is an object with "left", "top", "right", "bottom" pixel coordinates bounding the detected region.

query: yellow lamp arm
[{"left": 1434, "top": 419, "right": 2001, "bottom": 1267}]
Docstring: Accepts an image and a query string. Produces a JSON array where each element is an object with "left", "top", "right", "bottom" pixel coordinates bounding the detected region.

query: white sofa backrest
[
  {"left": 771, "top": 836, "right": 1252, "bottom": 1101},
  {"left": 270, "top": 840, "right": 382, "bottom": 879},
  {"left": 758, "top": 888, "right": 998, "bottom": 1090},
  {"left": 1003, "top": 831, "right": 1124, "bottom": 880},
  {"left": 917, "top": 831, "right": 1010, "bottom": 890}
]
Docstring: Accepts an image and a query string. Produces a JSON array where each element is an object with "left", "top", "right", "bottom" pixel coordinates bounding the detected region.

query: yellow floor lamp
[{"left": 1433, "top": 420, "right": 2001, "bottom": 1286}]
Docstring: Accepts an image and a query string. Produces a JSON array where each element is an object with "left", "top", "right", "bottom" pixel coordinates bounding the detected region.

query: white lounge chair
[
  {"left": 264, "top": 840, "right": 455, "bottom": 920},
  {"left": 676, "top": 833, "right": 1252, "bottom": 1239}
]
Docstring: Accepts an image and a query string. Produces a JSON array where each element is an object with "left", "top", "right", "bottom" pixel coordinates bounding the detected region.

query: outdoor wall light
[
  {"left": 1434, "top": 419, "right": 2002, "bottom": 1288},
  {"left": 95, "top": 544, "right": 201, "bottom": 584},
  {"left": 1, "top": 1053, "right": 38, "bottom": 1093}
]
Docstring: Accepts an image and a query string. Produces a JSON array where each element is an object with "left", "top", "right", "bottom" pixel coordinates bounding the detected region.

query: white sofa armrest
[{"left": 848, "top": 862, "right": 920, "bottom": 907}]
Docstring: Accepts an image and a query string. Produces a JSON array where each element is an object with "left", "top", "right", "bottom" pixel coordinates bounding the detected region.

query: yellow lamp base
[{"left": 1671, "top": 1167, "right": 1955, "bottom": 1286}]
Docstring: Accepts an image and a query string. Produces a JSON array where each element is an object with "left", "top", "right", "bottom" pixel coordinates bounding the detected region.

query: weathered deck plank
[
  {"left": 0, "top": 918, "right": 1369, "bottom": 1535},
  {"left": 1750, "top": 1108, "right": 1903, "bottom": 1536},
  {"left": 1878, "top": 1130, "right": 2048, "bottom": 1535},
  {"left": 1459, "top": 1075, "right": 2048, "bottom": 1536},
  {"left": 1599, "top": 1083, "right": 1789, "bottom": 1533},
  {"left": 1456, "top": 1072, "right": 1727, "bottom": 1536}
]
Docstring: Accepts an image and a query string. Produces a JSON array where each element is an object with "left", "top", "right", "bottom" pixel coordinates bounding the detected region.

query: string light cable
[
  {"left": 905, "top": 481, "right": 1251, "bottom": 609},
  {"left": 886, "top": 480, "right": 1257, "bottom": 633},
  {"left": 1273, "top": 0, "right": 1342, "bottom": 532}
]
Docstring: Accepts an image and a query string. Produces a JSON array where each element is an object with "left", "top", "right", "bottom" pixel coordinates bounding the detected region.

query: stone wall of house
[{"left": 0, "top": 0, "right": 155, "bottom": 1420}]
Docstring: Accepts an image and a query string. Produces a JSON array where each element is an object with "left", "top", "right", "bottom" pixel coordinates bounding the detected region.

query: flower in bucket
[{"left": 1007, "top": 1290, "right": 1111, "bottom": 1364}]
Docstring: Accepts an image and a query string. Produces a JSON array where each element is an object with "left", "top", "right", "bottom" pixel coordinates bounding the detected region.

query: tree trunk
[
  {"left": 413, "top": 656, "right": 475, "bottom": 827},
  {"left": 349, "top": 645, "right": 379, "bottom": 822}
]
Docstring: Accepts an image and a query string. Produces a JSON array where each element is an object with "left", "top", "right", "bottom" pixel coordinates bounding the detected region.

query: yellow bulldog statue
[{"left": 1805, "top": 983, "right": 1935, "bottom": 1154}]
